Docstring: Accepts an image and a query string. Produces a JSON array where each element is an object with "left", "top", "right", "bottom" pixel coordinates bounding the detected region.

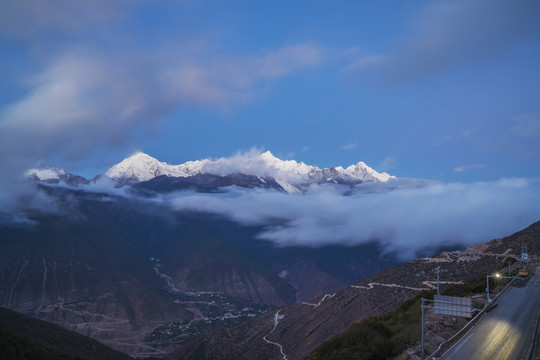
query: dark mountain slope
[
  {"left": 134, "top": 173, "right": 284, "bottom": 194},
  {"left": 0, "top": 204, "right": 192, "bottom": 356},
  {"left": 0, "top": 306, "right": 132, "bottom": 360}
]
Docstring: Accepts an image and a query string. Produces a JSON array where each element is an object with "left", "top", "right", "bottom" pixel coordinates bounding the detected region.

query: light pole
[
  {"left": 486, "top": 273, "right": 500, "bottom": 303},
  {"left": 486, "top": 273, "right": 519, "bottom": 303}
]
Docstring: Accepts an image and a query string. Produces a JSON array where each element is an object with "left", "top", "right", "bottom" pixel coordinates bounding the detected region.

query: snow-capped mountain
[
  {"left": 26, "top": 168, "right": 68, "bottom": 181},
  {"left": 104, "top": 151, "right": 394, "bottom": 191},
  {"left": 104, "top": 152, "right": 210, "bottom": 185},
  {"left": 26, "top": 168, "right": 89, "bottom": 186},
  {"left": 27, "top": 151, "right": 395, "bottom": 192}
]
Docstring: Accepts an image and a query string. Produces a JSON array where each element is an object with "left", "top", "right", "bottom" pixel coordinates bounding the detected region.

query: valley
[{"left": 0, "top": 186, "right": 399, "bottom": 357}]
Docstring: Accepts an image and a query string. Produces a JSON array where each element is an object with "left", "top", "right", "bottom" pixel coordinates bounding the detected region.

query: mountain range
[{"left": 27, "top": 151, "right": 395, "bottom": 192}]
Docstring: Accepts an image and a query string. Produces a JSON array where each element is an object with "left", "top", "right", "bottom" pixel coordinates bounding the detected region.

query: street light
[
  {"left": 486, "top": 273, "right": 500, "bottom": 302},
  {"left": 486, "top": 272, "right": 517, "bottom": 302}
]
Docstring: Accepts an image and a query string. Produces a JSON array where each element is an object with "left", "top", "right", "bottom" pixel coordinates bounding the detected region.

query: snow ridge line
[
  {"left": 302, "top": 293, "right": 336, "bottom": 307},
  {"left": 351, "top": 281, "right": 463, "bottom": 292},
  {"left": 263, "top": 310, "right": 288, "bottom": 360}
]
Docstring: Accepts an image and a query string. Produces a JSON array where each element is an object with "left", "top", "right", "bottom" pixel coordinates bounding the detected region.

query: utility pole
[
  {"left": 435, "top": 266, "right": 440, "bottom": 295},
  {"left": 508, "top": 261, "right": 512, "bottom": 276},
  {"left": 421, "top": 298, "right": 425, "bottom": 355}
]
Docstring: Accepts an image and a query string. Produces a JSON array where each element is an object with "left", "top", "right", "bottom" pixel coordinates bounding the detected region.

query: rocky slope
[{"left": 168, "top": 221, "right": 540, "bottom": 360}]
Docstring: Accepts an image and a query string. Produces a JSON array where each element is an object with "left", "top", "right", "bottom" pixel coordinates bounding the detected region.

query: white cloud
[
  {"left": 161, "top": 43, "right": 325, "bottom": 108},
  {"left": 164, "top": 178, "right": 540, "bottom": 259},
  {"left": 1, "top": 43, "right": 325, "bottom": 136}
]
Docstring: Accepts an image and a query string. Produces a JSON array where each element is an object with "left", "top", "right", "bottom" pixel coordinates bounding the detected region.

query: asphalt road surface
[{"left": 440, "top": 269, "right": 540, "bottom": 360}]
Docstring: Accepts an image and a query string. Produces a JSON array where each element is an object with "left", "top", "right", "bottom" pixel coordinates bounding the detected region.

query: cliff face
[{"left": 168, "top": 221, "right": 540, "bottom": 360}]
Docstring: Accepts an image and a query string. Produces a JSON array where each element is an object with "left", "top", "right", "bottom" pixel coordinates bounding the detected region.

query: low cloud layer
[{"left": 165, "top": 178, "right": 540, "bottom": 259}]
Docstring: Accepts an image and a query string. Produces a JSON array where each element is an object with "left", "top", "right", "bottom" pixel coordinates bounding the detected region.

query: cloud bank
[{"left": 165, "top": 178, "right": 540, "bottom": 259}]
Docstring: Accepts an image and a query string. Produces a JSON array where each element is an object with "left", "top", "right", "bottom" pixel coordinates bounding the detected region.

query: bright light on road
[{"left": 495, "top": 273, "right": 500, "bottom": 278}]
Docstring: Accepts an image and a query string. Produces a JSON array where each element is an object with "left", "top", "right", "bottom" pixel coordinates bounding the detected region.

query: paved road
[{"left": 440, "top": 269, "right": 540, "bottom": 360}]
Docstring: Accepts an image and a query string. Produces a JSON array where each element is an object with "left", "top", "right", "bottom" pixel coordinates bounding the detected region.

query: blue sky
[{"left": 1, "top": 0, "right": 539, "bottom": 182}]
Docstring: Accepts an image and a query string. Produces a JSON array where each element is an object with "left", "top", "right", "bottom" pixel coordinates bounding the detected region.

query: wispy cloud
[
  {"left": 378, "top": 156, "right": 398, "bottom": 172},
  {"left": 511, "top": 113, "right": 540, "bottom": 139},
  {"left": 343, "top": 54, "right": 389, "bottom": 74},
  {"left": 433, "top": 129, "right": 477, "bottom": 146},
  {"left": 346, "top": 0, "right": 540, "bottom": 83},
  {"left": 453, "top": 164, "right": 487, "bottom": 173},
  {"left": 341, "top": 142, "right": 358, "bottom": 150},
  {"left": 0, "top": 0, "right": 133, "bottom": 39}
]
